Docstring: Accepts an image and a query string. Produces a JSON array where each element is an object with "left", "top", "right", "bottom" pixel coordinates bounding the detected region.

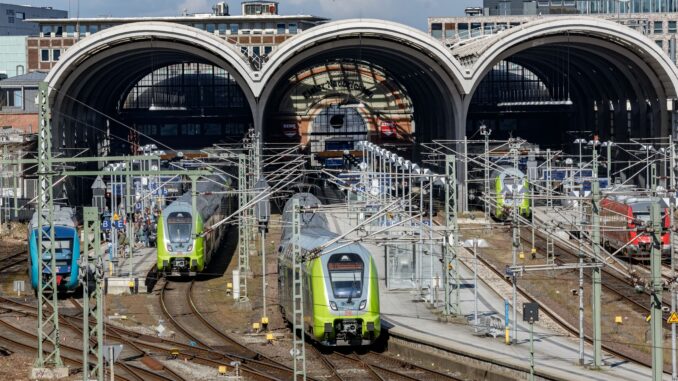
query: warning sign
[{"left": 667, "top": 312, "right": 678, "bottom": 324}]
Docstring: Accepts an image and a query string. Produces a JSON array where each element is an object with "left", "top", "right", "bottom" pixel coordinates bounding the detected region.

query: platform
[
  {"left": 329, "top": 210, "right": 669, "bottom": 381},
  {"left": 102, "top": 245, "right": 157, "bottom": 295}
]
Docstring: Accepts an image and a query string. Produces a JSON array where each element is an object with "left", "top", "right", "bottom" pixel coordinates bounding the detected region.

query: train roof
[
  {"left": 29, "top": 206, "right": 76, "bottom": 229},
  {"left": 164, "top": 174, "right": 230, "bottom": 221},
  {"left": 279, "top": 193, "right": 371, "bottom": 258}
]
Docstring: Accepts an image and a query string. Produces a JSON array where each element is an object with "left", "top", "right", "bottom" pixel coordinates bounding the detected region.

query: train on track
[
  {"left": 157, "top": 176, "right": 231, "bottom": 276},
  {"left": 27, "top": 206, "right": 81, "bottom": 292},
  {"left": 278, "top": 193, "right": 381, "bottom": 346},
  {"left": 491, "top": 167, "right": 531, "bottom": 221},
  {"left": 600, "top": 196, "right": 671, "bottom": 259}
]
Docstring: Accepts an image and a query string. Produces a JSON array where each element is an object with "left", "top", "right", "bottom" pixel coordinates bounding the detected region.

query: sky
[{"left": 14, "top": 0, "right": 481, "bottom": 30}]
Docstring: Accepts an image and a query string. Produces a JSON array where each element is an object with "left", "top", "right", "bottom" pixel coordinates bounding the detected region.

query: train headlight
[
  {"left": 359, "top": 300, "right": 367, "bottom": 310},
  {"left": 187, "top": 245, "right": 193, "bottom": 252},
  {"left": 167, "top": 246, "right": 173, "bottom": 252},
  {"left": 330, "top": 301, "right": 338, "bottom": 311}
]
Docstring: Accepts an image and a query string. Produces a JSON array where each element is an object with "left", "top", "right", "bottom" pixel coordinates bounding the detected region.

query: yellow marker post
[
  {"left": 218, "top": 365, "right": 228, "bottom": 375},
  {"left": 646, "top": 314, "right": 652, "bottom": 322},
  {"left": 615, "top": 316, "right": 623, "bottom": 324},
  {"left": 505, "top": 327, "right": 510, "bottom": 344},
  {"left": 519, "top": 251, "right": 525, "bottom": 260},
  {"left": 261, "top": 316, "right": 269, "bottom": 325},
  {"left": 266, "top": 332, "right": 274, "bottom": 342},
  {"left": 252, "top": 322, "right": 260, "bottom": 331}
]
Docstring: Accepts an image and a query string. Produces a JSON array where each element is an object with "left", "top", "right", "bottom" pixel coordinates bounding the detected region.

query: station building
[
  {"left": 7, "top": 0, "right": 676, "bottom": 203},
  {"left": 0, "top": 3, "right": 66, "bottom": 79}
]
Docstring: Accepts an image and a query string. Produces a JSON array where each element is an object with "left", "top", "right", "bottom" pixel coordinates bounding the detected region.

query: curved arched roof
[
  {"left": 43, "top": 17, "right": 678, "bottom": 143},
  {"left": 453, "top": 16, "right": 678, "bottom": 98},
  {"left": 45, "top": 22, "right": 257, "bottom": 111}
]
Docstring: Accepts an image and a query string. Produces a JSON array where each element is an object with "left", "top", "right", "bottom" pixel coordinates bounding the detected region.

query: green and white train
[
  {"left": 157, "top": 176, "right": 230, "bottom": 276},
  {"left": 278, "top": 193, "right": 380, "bottom": 346},
  {"left": 492, "top": 167, "right": 531, "bottom": 220}
]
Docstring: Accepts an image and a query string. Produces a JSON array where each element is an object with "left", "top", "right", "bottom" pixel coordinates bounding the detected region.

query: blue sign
[
  {"left": 424, "top": 219, "right": 432, "bottom": 226},
  {"left": 135, "top": 202, "right": 142, "bottom": 211},
  {"left": 102, "top": 219, "right": 111, "bottom": 231},
  {"left": 162, "top": 188, "right": 168, "bottom": 196},
  {"left": 115, "top": 219, "right": 125, "bottom": 229}
]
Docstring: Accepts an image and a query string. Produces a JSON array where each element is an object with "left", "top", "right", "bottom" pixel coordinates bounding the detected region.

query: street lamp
[{"left": 462, "top": 238, "right": 489, "bottom": 333}]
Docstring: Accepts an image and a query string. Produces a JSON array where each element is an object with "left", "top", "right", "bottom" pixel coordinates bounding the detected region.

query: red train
[{"left": 600, "top": 197, "right": 670, "bottom": 260}]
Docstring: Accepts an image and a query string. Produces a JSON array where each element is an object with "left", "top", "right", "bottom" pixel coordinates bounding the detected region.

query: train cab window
[
  {"left": 327, "top": 253, "right": 364, "bottom": 299},
  {"left": 167, "top": 212, "right": 192, "bottom": 243},
  {"left": 40, "top": 238, "right": 73, "bottom": 256}
]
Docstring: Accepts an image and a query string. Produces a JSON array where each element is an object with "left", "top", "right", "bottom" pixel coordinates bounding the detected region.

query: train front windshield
[
  {"left": 167, "top": 212, "right": 192, "bottom": 243},
  {"left": 40, "top": 238, "right": 73, "bottom": 257},
  {"left": 328, "top": 253, "right": 364, "bottom": 299}
]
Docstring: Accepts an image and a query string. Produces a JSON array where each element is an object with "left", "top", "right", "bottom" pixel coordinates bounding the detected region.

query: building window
[
  {"left": 15, "top": 65, "right": 24, "bottom": 75},
  {"left": 670, "top": 21, "right": 677, "bottom": 33},
  {"left": 218, "top": 23, "right": 227, "bottom": 34},
  {"left": 206, "top": 23, "right": 215, "bottom": 33},
  {"left": 5, "top": 89, "right": 22, "bottom": 108},
  {"left": 66, "top": 24, "right": 75, "bottom": 36},
  {"left": 15, "top": 12, "right": 24, "bottom": 20},
  {"left": 230, "top": 24, "right": 238, "bottom": 34},
  {"left": 431, "top": 23, "right": 442, "bottom": 39},
  {"left": 655, "top": 21, "right": 663, "bottom": 34},
  {"left": 277, "top": 23, "right": 285, "bottom": 34},
  {"left": 657, "top": 39, "right": 664, "bottom": 48},
  {"left": 7, "top": 16, "right": 14, "bottom": 24},
  {"left": 89, "top": 25, "right": 98, "bottom": 34},
  {"left": 264, "top": 46, "right": 272, "bottom": 55},
  {"left": 194, "top": 23, "right": 204, "bottom": 30},
  {"left": 204, "top": 123, "right": 221, "bottom": 135},
  {"left": 52, "top": 49, "right": 61, "bottom": 61},
  {"left": 55, "top": 25, "right": 63, "bottom": 37},
  {"left": 138, "top": 124, "right": 157, "bottom": 136},
  {"left": 40, "top": 49, "right": 50, "bottom": 62},
  {"left": 41, "top": 25, "right": 52, "bottom": 36},
  {"left": 288, "top": 23, "right": 297, "bottom": 34},
  {"left": 240, "top": 46, "right": 248, "bottom": 56},
  {"left": 79, "top": 25, "right": 87, "bottom": 36},
  {"left": 160, "top": 124, "right": 178, "bottom": 136},
  {"left": 181, "top": 124, "right": 201, "bottom": 135}
]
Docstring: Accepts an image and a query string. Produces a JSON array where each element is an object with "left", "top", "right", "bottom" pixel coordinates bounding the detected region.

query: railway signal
[{"left": 523, "top": 302, "right": 540, "bottom": 381}]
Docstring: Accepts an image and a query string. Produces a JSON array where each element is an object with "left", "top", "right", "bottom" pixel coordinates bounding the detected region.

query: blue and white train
[{"left": 27, "top": 206, "right": 81, "bottom": 292}]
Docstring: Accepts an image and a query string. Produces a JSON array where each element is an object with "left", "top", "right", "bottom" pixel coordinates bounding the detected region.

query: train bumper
[
  {"left": 159, "top": 257, "right": 199, "bottom": 276},
  {"left": 315, "top": 315, "right": 381, "bottom": 346},
  {"left": 627, "top": 244, "right": 671, "bottom": 258}
]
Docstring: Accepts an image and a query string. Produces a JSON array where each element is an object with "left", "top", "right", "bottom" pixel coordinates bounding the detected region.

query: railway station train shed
[{"left": 26, "top": 1, "right": 678, "bottom": 199}]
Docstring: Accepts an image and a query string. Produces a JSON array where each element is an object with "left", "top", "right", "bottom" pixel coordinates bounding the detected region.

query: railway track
[
  {"left": 460, "top": 222, "right": 667, "bottom": 372},
  {"left": 307, "top": 344, "right": 463, "bottom": 381},
  {"left": 0, "top": 249, "right": 26, "bottom": 272},
  {"left": 159, "top": 278, "right": 296, "bottom": 380},
  {"left": 519, "top": 225, "right": 675, "bottom": 330},
  {"left": 0, "top": 295, "right": 273, "bottom": 380}
]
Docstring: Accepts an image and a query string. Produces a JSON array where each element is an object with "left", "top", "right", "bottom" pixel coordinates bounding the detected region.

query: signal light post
[
  {"left": 650, "top": 164, "right": 664, "bottom": 381},
  {"left": 255, "top": 178, "right": 271, "bottom": 325}
]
